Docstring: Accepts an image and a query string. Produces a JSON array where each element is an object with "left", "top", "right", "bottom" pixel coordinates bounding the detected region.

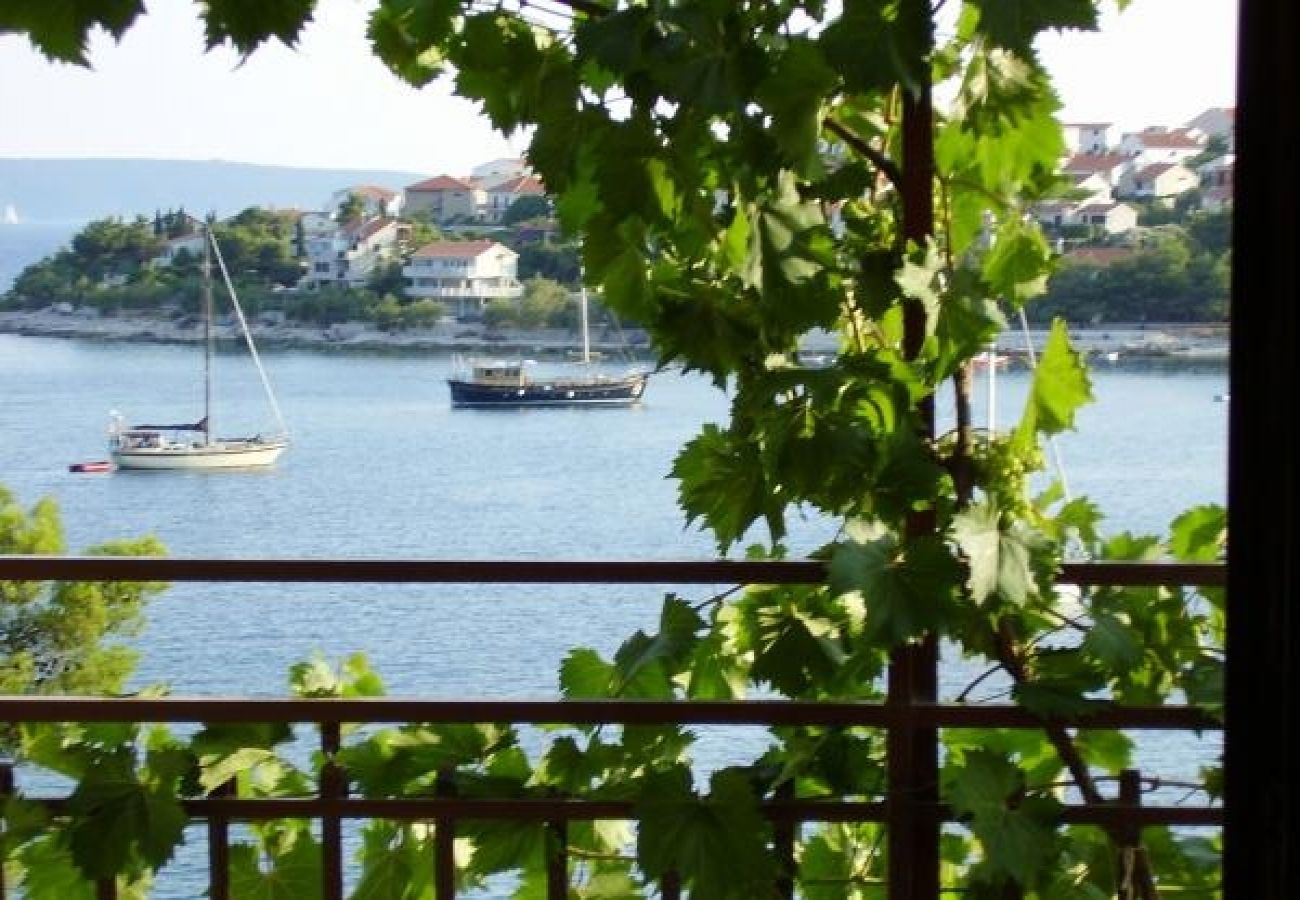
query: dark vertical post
[
  {"left": 1227, "top": 2, "right": 1300, "bottom": 898},
  {"left": 96, "top": 879, "right": 116, "bottom": 900},
  {"left": 660, "top": 869, "right": 681, "bottom": 900},
  {"left": 1114, "top": 770, "right": 1154, "bottom": 900},
  {"left": 0, "top": 762, "right": 12, "bottom": 900},
  {"left": 888, "top": 3, "right": 940, "bottom": 900},
  {"left": 319, "top": 722, "right": 344, "bottom": 900},
  {"left": 435, "top": 769, "right": 457, "bottom": 900},
  {"left": 772, "top": 781, "right": 796, "bottom": 900},
  {"left": 545, "top": 820, "right": 568, "bottom": 900},
  {"left": 208, "top": 778, "right": 235, "bottom": 900}
]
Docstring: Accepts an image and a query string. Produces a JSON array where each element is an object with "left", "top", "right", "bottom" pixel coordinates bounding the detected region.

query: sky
[{"left": 0, "top": 0, "right": 1239, "bottom": 176}]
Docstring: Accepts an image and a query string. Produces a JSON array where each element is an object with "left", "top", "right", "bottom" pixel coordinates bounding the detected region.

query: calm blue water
[{"left": 0, "top": 332, "right": 1229, "bottom": 695}]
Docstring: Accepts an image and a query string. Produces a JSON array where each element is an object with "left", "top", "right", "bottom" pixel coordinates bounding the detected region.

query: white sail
[{"left": 1, "top": 204, "right": 18, "bottom": 225}]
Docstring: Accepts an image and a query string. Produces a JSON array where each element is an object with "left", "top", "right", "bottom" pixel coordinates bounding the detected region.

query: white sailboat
[
  {"left": 1, "top": 204, "right": 19, "bottom": 225},
  {"left": 108, "top": 226, "right": 289, "bottom": 469}
]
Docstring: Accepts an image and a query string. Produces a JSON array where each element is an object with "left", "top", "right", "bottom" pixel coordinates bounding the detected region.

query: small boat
[
  {"left": 448, "top": 286, "right": 647, "bottom": 408},
  {"left": 971, "top": 351, "right": 1010, "bottom": 370},
  {"left": 108, "top": 225, "right": 289, "bottom": 470},
  {"left": 69, "top": 461, "right": 114, "bottom": 473}
]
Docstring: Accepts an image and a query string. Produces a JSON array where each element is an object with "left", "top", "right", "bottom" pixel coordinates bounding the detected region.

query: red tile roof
[
  {"left": 411, "top": 240, "right": 502, "bottom": 259},
  {"left": 348, "top": 217, "right": 397, "bottom": 241},
  {"left": 488, "top": 175, "right": 545, "bottom": 195},
  {"left": 348, "top": 184, "right": 398, "bottom": 199},
  {"left": 1133, "top": 162, "right": 1187, "bottom": 179},
  {"left": 406, "top": 175, "right": 476, "bottom": 192},
  {"left": 1133, "top": 129, "right": 1203, "bottom": 148},
  {"left": 1062, "top": 152, "right": 1127, "bottom": 173}
]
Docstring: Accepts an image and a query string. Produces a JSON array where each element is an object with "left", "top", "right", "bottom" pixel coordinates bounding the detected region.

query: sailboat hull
[{"left": 111, "top": 439, "right": 287, "bottom": 470}]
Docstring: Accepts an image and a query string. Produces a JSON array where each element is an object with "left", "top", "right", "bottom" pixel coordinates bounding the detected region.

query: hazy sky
[{"left": 0, "top": 0, "right": 1238, "bottom": 176}]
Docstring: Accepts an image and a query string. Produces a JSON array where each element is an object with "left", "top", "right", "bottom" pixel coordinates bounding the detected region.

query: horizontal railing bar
[
  {"left": 0, "top": 556, "right": 1226, "bottom": 586},
  {"left": 0, "top": 697, "right": 1221, "bottom": 729},
  {"left": 22, "top": 797, "right": 1222, "bottom": 827}
]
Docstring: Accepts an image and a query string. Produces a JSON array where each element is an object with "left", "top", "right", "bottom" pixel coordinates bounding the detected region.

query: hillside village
[
  {"left": 2, "top": 108, "right": 1235, "bottom": 342},
  {"left": 1036, "top": 107, "right": 1234, "bottom": 246}
]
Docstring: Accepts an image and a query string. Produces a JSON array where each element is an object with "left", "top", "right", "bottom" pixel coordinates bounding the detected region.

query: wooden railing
[{"left": 0, "top": 557, "right": 1225, "bottom": 900}]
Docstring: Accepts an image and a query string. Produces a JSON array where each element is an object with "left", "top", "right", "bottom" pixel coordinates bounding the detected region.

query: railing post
[
  {"left": 545, "top": 819, "right": 568, "bottom": 900},
  {"left": 773, "top": 781, "right": 796, "bottom": 900},
  {"left": 208, "top": 778, "right": 236, "bottom": 900},
  {"left": 1116, "top": 769, "right": 1154, "bottom": 900},
  {"left": 320, "top": 722, "right": 345, "bottom": 900},
  {"left": 96, "top": 878, "right": 116, "bottom": 900},
  {"left": 660, "top": 869, "right": 681, "bottom": 900},
  {"left": 1, "top": 761, "right": 12, "bottom": 900},
  {"left": 435, "top": 768, "right": 457, "bottom": 900}
]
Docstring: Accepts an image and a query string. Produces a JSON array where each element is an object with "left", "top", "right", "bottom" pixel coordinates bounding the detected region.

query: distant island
[{"left": 0, "top": 158, "right": 425, "bottom": 223}]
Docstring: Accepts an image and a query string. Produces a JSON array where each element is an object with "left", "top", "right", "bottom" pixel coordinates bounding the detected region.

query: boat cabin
[{"left": 469, "top": 363, "right": 527, "bottom": 385}]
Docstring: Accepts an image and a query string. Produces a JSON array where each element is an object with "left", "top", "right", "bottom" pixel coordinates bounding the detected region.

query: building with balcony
[
  {"left": 403, "top": 175, "right": 483, "bottom": 223},
  {"left": 299, "top": 216, "right": 404, "bottom": 290},
  {"left": 402, "top": 239, "right": 522, "bottom": 317}
]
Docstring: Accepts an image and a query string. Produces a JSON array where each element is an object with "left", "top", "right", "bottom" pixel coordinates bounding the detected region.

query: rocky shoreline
[{"left": 0, "top": 307, "right": 1230, "bottom": 361}]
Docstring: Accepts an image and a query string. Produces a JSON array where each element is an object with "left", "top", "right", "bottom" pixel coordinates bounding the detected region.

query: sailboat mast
[
  {"left": 202, "top": 224, "right": 213, "bottom": 445},
  {"left": 579, "top": 284, "right": 591, "bottom": 365}
]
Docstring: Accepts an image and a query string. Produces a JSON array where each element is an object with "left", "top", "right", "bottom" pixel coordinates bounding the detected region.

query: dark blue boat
[{"left": 448, "top": 361, "right": 648, "bottom": 408}]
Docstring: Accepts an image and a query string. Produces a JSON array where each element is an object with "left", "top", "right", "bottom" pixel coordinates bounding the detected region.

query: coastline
[{"left": 0, "top": 308, "right": 1230, "bottom": 361}]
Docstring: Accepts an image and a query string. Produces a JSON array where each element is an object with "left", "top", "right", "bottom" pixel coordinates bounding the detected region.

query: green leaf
[
  {"left": 982, "top": 222, "right": 1052, "bottom": 304},
  {"left": 755, "top": 39, "right": 837, "bottom": 174},
  {"left": 829, "top": 532, "right": 961, "bottom": 644},
  {"left": 0, "top": 0, "right": 144, "bottom": 65},
  {"left": 352, "top": 821, "right": 435, "bottom": 900},
  {"left": 967, "top": 0, "right": 1099, "bottom": 56},
  {"left": 559, "top": 647, "right": 616, "bottom": 698},
  {"left": 1168, "top": 505, "right": 1227, "bottom": 561},
  {"left": 65, "top": 761, "right": 186, "bottom": 878},
  {"left": 1014, "top": 319, "right": 1092, "bottom": 445},
  {"left": 202, "top": 0, "right": 316, "bottom": 55},
  {"left": 673, "top": 424, "right": 785, "bottom": 553},
  {"left": 819, "top": 0, "right": 929, "bottom": 94},
  {"left": 1081, "top": 614, "right": 1144, "bottom": 673},
  {"left": 952, "top": 502, "right": 1045, "bottom": 607},
  {"left": 228, "top": 833, "right": 321, "bottom": 899},
  {"left": 16, "top": 834, "right": 96, "bottom": 900},
  {"left": 636, "top": 768, "right": 775, "bottom": 898}
]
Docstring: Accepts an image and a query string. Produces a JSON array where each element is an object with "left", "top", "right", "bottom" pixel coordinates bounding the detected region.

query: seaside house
[
  {"left": 1060, "top": 152, "right": 1129, "bottom": 194},
  {"left": 402, "top": 239, "right": 522, "bottom": 318},
  {"left": 472, "top": 157, "right": 529, "bottom": 181},
  {"left": 403, "top": 175, "right": 483, "bottom": 223},
  {"left": 299, "top": 216, "right": 404, "bottom": 290},
  {"left": 1073, "top": 201, "right": 1139, "bottom": 233},
  {"left": 1185, "top": 106, "right": 1236, "bottom": 149},
  {"left": 1061, "top": 121, "right": 1115, "bottom": 155},
  {"left": 1120, "top": 162, "right": 1200, "bottom": 205},
  {"left": 479, "top": 173, "right": 547, "bottom": 223},
  {"left": 1118, "top": 127, "right": 1205, "bottom": 167},
  {"left": 329, "top": 185, "right": 404, "bottom": 219},
  {"left": 150, "top": 231, "right": 207, "bottom": 268}
]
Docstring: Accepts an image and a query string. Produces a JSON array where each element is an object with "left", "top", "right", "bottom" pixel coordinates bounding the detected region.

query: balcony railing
[{"left": 0, "top": 557, "right": 1225, "bottom": 900}]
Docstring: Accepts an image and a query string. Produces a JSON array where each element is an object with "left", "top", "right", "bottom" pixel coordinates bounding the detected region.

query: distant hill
[{"left": 0, "top": 158, "right": 427, "bottom": 224}]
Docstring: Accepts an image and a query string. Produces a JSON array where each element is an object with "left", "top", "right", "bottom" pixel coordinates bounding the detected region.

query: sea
[{"left": 0, "top": 223, "right": 1228, "bottom": 895}]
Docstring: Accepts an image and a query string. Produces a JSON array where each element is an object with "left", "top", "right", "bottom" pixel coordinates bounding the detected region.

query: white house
[
  {"left": 1073, "top": 202, "right": 1138, "bottom": 234},
  {"left": 1061, "top": 153, "right": 1129, "bottom": 193},
  {"left": 1185, "top": 107, "right": 1235, "bottom": 149},
  {"left": 151, "top": 232, "right": 207, "bottom": 267},
  {"left": 301, "top": 217, "right": 404, "bottom": 290},
  {"left": 329, "top": 185, "right": 403, "bottom": 219},
  {"left": 1119, "top": 128, "right": 1205, "bottom": 167},
  {"left": 402, "top": 240, "right": 523, "bottom": 318},
  {"left": 1198, "top": 154, "right": 1235, "bottom": 190},
  {"left": 1061, "top": 122, "right": 1115, "bottom": 155},
  {"left": 1121, "top": 163, "right": 1200, "bottom": 204},
  {"left": 404, "top": 175, "right": 483, "bottom": 223},
  {"left": 472, "top": 158, "right": 529, "bottom": 181},
  {"left": 480, "top": 174, "right": 547, "bottom": 223}
]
